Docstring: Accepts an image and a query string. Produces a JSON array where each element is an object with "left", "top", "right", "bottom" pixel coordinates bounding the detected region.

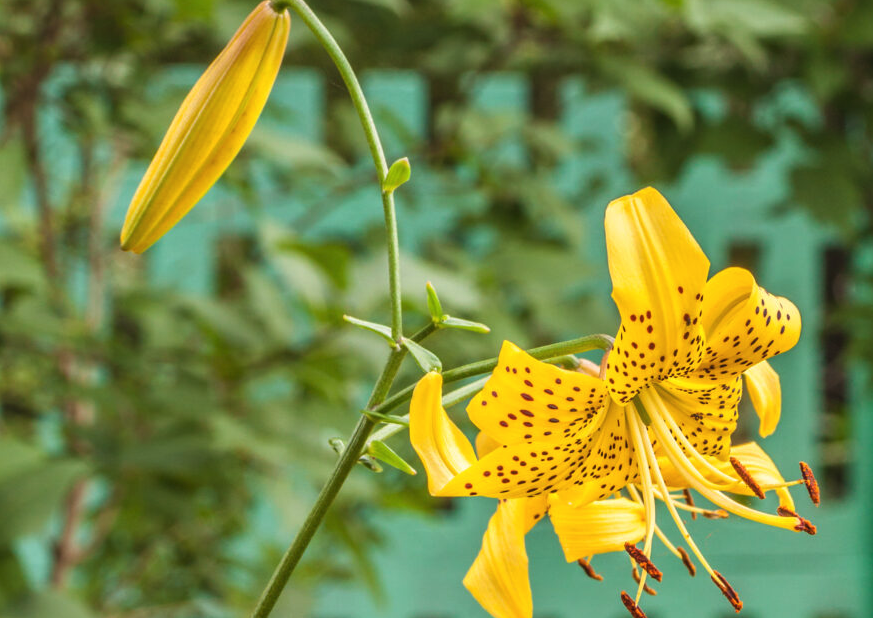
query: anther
[
  {"left": 777, "top": 506, "right": 817, "bottom": 535},
  {"left": 677, "top": 546, "right": 696, "bottom": 577},
  {"left": 620, "top": 591, "right": 648, "bottom": 618},
  {"left": 683, "top": 489, "right": 697, "bottom": 520},
  {"left": 711, "top": 570, "right": 743, "bottom": 612},
  {"left": 702, "top": 509, "right": 729, "bottom": 519},
  {"left": 730, "top": 457, "right": 765, "bottom": 499},
  {"left": 632, "top": 567, "right": 657, "bottom": 595},
  {"left": 577, "top": 558, "right": 604, "bottom": 581},
  {"left": 624, "top": 543, "right": 663, "bottom": 582},
  {"left": 799, "top": 461, "right": 820, "bottom": 506}
]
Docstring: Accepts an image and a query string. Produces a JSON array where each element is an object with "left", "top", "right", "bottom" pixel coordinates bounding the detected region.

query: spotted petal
[
  {"left": 650, "top": 376, "right": 742, "bottom": 460},
  {"left": 409, "top": 372, "right": 477, "bottom": 496},
  {"left": 548, "top": 496, "right": 646, "bottom": 561},
  {"left": 743, "top": 361, "right": 781, "bottom": 438},
  {"left": 604, "top": 187, "right": 710, "bottom": 404},
  {"left": 691, "top": 267, "right": 801, "bottom": 382},
  {"left": 463, "top": 499, "right": 534, "bottom": 618},
  {"left": 468, "top": 341, "right": 608, "bottom": 446}
]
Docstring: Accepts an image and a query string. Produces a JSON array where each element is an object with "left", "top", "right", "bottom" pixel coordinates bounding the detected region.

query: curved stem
[
  {"left": 284, "top": 0, "right": 403, "bottom": 339},
  {"left": 372, "top": 333, "right": 614, "bottom": 417}
]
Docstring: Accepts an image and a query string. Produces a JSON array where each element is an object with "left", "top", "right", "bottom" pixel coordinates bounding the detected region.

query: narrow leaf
[
  {"left": 440, "top": 315, "right": 491, "bottom": 333},
  {"left": 368, "top": 440, "right": 417, "bottom": 475},
  {"left": 426, "top": 281, "right": 443, "bottom": 321},
  {"left": 403, "top": 338, "right": 442, "bottom": 372},
  {"left": 343, "top": 315, "right": 396, "bottom": 346}
]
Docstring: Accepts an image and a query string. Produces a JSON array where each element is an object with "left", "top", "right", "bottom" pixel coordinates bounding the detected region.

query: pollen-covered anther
[
  {"left": 777, "top": 506, "right": 817, "bottom": 535},
  {"left": 677, "top": 546, "right": 696, "bottom": 576},
  {"left": 702, "top": 508, "right": 729, "bottom": 520},
  {"left": 711, "top": 570, "right": 743, "bottom": 612},
  {"left": 620, "top": 590, "right": 649, "bottom": 618},
  {"left": 729, "top": 456, "right": 765, "bottom": 499},
  {"left": 624, "top": 542, "right": 662, "bottom": 582},
  {"left": 631, "top": 567, "right": 658, "bottom": 595},
  {"left": 577, "top": 558, "right": 604, "bottom": 581},
  {"left": 799, "top": 461, "right": 821, "bottom": 506},
  {"left": 682, "top": 489, "right": 697, "bottom": 520}
]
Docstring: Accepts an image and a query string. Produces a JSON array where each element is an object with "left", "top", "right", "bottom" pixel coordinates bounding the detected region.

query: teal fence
[{"left": 20, "top": 66, "right": 873, "bottom": 617}]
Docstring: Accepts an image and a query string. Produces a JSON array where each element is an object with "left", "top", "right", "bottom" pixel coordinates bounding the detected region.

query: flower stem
[
  {"left": 286, "top": 0, "right": 402, "bottom": 339},
  {"left": 249, "top": 3, "right": 411, "bottom": 615}
]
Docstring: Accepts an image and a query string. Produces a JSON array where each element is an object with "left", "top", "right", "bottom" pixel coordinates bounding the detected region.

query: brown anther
[
  {"left": 677, "top": 547, "right": 696, "bottom": 577},
  {"left": 730, "top": 456, "right": 765, "bottom": 499},
  {"left": 777, "top": 506, "right": 818, "bottom": 535},
  {"left": 702, "top": 509, "right": 729, "bottom": 519},
  {"left": 799, "top": 461, "right": 821, "bottom": 506},
  {"left": 620, "top": 591, "right": 649, "bottom": 618},
  {"left": 631, "top": 567, "right": 658, "bottom": 595},
  {"left": 577, "top": 558, "right": 604, "bottom": 581},
  {"left": 624, "top": 543, "right": 662, "bottom": 582},
  {"left": 711, "top": 570, "right": 743, "bottom": 612},
  {"left": 683, "top": 489, "right": 697, "bottom": 520}
]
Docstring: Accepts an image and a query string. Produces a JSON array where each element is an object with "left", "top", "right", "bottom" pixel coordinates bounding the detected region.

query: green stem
[
  {"left": 249, "top": 3, "right": 416, "bottom": 614},
  {"left": 372, "top": 333, "right": 614, "bottom": 417},
  {"left": 285, "top": 0, "right": 402, "bottom": 340}
]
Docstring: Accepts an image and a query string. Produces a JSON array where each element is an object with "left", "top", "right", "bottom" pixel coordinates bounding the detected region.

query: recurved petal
[
  {"left": 463, "top": 499, "right": 533, "bottom": 618},
  {"left": 120, "top": 1, "right": 290, "bottom": 253},
  {"left": 743, "top": 361, "right": 781, "bottom": 438},
  {"left": 651, "top": 376, "right": 742, "bottom": 460},
  {"left": 468, "top": 341, "right": 607, "bottom": 446},
  {"left": 548, "top": 496, "right": 646, "bottom": 562},
  {"left": 659, "top": 441, "right": 795, "bottom": 510},
  {"left": 690, "top": 267, "right": 801, "bottom": 382},
  {"left": 409, "top": 372, "right": 477, "bottom": 496},
  {"left": 605, "top": 187, "right": 710, "bottom": 404}
]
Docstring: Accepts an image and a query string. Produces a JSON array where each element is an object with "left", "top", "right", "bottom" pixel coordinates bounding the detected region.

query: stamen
[
  {"left": 678, "top": 547, "right": 696, "bottom": 576},
  {"left": 625, "top": 543, "right": 663, "bottom": 582},
  {"left": 650, "top": 487, "right": 726, "bottom": 518},
  {"left": 702, "top": 509, "right": 729, "bottom": 519},
  {"left": 799, "top": 461, "right": 821, "bottom": 506},
  {"left": 683, "top": 489, "right": 697, "bottom": 520},
  {"left": 729, "top": 457, "right": 765, "bottom": 499},
  {"left": 620, "top": 591, "right": 649, "bottom": 618},
  {"left": 625, "top": 408, "right": 658, "bottom": 603},
  {"left": 631, "top": 567, "right": 658, "bottom": 595},
  {"left": 777, "top": 506, "right": 817, "bottom": 535},
  {"left": 711, "top": 570, "right": 743, "bottom": 612},
  {"left": 577, "top": 558, "right": 604, "bottom": 581}
]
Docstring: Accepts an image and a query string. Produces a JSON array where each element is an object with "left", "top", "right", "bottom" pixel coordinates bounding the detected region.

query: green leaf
[
  {"left": 599, "top": 57, "right": 693, "bottom": 131},
  {"left": 382, "top": 157, "right": 411, "bottom": 192},
  {"left": 1, "top": 590, "right": 96, "bottom": 618},
  {"left": 343, "top": 315, "right": 397, "bottom": 346},
  {"left": 368, "top": 440, "right": 417, "bottom": 475},
  {"left": 439, "top": 315, "right": 491, "bottom": 333},
  {"left": 425, "top": 281, "right": 443, "bottom": 321},
  {"left": 402, "top": 338, "right": 442, "bottom": 372},
  {"left": 0, "top": 458, "right": 88, "bottom": 543}
]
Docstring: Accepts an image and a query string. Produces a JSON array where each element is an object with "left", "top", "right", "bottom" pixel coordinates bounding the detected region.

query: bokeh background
[{"left": 0, "top": 0, "right": 871, "bottom": 616}]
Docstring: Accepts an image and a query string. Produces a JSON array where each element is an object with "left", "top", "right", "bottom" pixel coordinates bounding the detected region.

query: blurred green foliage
[{"left": 0, "top": 0, "right": 869, "bottom": 616}]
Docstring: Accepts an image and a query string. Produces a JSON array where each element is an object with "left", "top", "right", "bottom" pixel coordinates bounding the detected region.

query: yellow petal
[
  {"left": 467, "top": 341, "right": 607, "bottom": 446},
  {"left": 604, "top": 187, "right": 710, "bottom": 404},
  {"left": 476, "top": 432, "right": 502, "bottom": 458},
  {"left": 743, "top": 360, "right": 781, "bottom": 438},
  {"left": 408, "top": 372, "right": 477, "bottom": 496},
  {"left": 654, "top": 375, "right": 742, "bottom": 460},
  {"left": 440, "top": 398, "right": 632, "bottom": 501},
  {"left": 548, "top": 496, "right": 646, "bottom": 561},
  {"left": 690, "top": 267, "right": 801, "bottom": 382},
  {"left": 120, "top": 1, "right": 290, "bottom": 253},
  {"left": 463, "top": 499, "right": 533, "bottom": 618}
]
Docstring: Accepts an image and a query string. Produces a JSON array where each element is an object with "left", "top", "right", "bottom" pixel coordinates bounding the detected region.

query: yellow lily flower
[
  {"left": 409, "top": 188, "right": 818, "bottom": 617},
  {"left": 120, "top": 1, "right": 291, "bottom": 253}
]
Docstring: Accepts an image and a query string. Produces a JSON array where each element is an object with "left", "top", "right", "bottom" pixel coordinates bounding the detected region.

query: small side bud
[
  {"left": 382, "top": 157, "right": 411, "bottom": 193},
  {"left": 426, "top": 281, "right": 443, "bottom": 322}
]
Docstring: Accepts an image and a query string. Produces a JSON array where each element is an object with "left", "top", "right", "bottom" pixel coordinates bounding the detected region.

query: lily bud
[{"left": 120, "top": 1, "right": 290, "bottom": 253}]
